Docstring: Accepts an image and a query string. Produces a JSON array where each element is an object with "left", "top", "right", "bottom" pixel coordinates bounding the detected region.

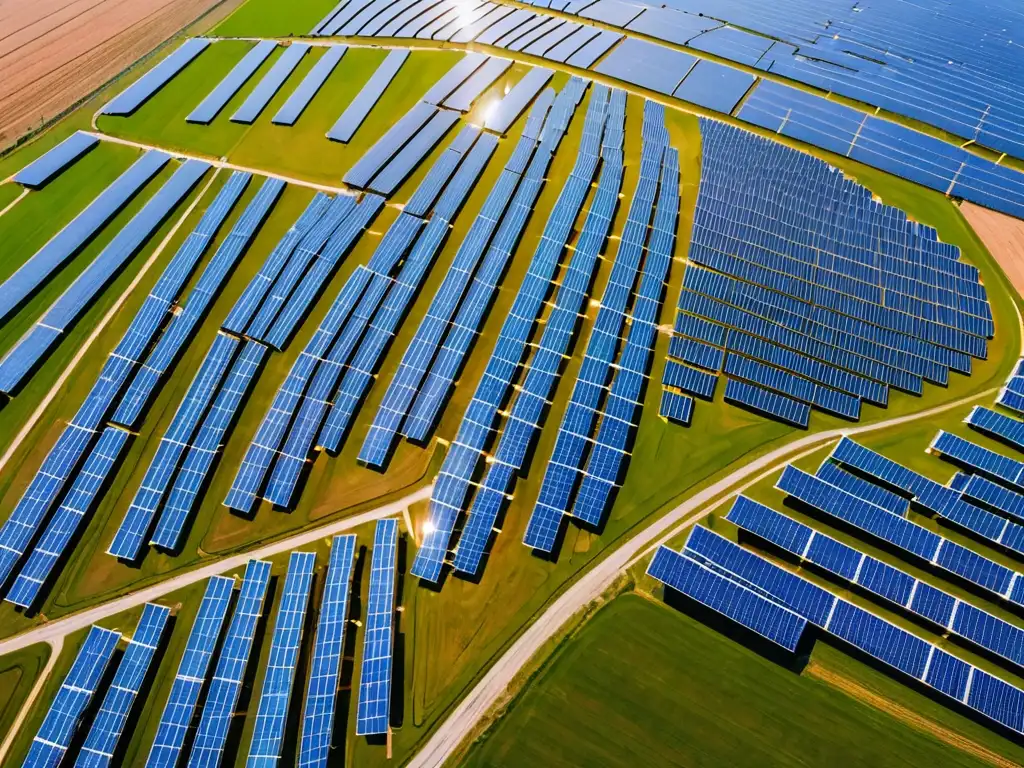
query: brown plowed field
[
  {"left": 961, "top": 201, "right": 1024, "bottom": 298},
  {"left": 0, "top": 0, "right": 228, "bottom": 150}
]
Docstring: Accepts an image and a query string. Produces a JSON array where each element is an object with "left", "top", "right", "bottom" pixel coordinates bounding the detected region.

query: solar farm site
[{"left": 4, "top": 0, "right": 1024, "bottom": 764}]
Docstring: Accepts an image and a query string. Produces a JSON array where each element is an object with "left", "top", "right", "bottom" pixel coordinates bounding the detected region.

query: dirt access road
[{"left": 0, "top": 0, "right": 231, "bottom": 150}]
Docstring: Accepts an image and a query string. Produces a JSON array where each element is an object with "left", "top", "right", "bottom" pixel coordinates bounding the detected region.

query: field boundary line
[{"left": 0, "top": 637, "right": 62, "bottom": 766}]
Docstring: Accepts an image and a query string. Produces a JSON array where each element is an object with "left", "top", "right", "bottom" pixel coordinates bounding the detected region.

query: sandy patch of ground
[
  {"left": 961, "top": 201, "right": 1024, "bottom": 298},
  {"left": 805, "top": 660, "right": 1015, "bottom": 768},
  {"left": 0, "top": 0, "right": 228, "bottom": 149}
]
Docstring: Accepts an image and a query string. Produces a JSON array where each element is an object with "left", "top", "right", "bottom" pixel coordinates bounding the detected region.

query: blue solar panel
[
  {"left": 102, "top": 38, "right": 212, "bottom": 116},
  {"left": 327, "top": 50, "right": 409, "bottom": 142},
  {"left": 931, "top": 430, "right": 1024, "bottom": 490},
  {"left": 724, "top": 377, "right": 809, "bottom": 427},
  {"left": 0, "top": 159, "right": 210, "bottom": 394},
  {"left": 189, "top": 559, "right": 272, "bottom": 764},
  {"left": 673, "top": 60, "right": 755, "bottom": 114},
  {"left": 356, "top": 519, "right": 398, "bottom": 736},
  {"left": 343, "top": 101, "right": 437, "bottom": 188},
  {"left": 145, "top": 576, "right": 235, "bottom": 768},
  {"left": 647, "top": 545, "right": 808, "bottom": 651},
  {"left": 368, "top": 109, "right": 462, "bottom": 196},
  {"left": 594, "top": 37, "right": 696, "bottom": 96},
  {"left": 663, "top": 360, "right": 718, "bottom": 399},
  {"left": 298, "top": 535, "right": 357, "bottom": 768},
  {"left": 14, "top": 132, "right": 99, "bottom": 188},
  {"left": 108, "top": 333, "right": 239, "bottom": 561},
  {"left": 25, "top": 626, "right": 121, "bottom": 768},
  {"left": 273, "top": 45, "right": 346, "bottom": 125},
  {"left": 815, "top": 461, "right": 910, "bottom": 516},
  {"left": 961, "top": 472, "right": 1024, "bottom": 523},
  {"left": 78, "top": 603, "right": 171, "bottom": 768},
  {"left": 187, "top": 40, "right": 278, "bottom": 124},
  {"left": 0, "top": 149, "right": 169, "bottom": 326},
  {"left": 422, "top": 53, "right": 487, "bottom": 105},
  {"left": 443, "top": 56, "right": 513, "bottom": 112},
  {"left": 231, "top": 43, "right": 310, "bottom": 123},
  {"left": 484, "top": 67, "right": 553, "bottom": 134},
  {"left": 660, "top": 389, "right": 694, "bottom": 425},
  {"left": 246, "top": 551, "right": 316, "bottom": 766},
  {"left": 967, "top": 405, "right": 1024, "bottom": 453},
  {"left": 6, "top": 426, "right": 130, "bottom": 609}
]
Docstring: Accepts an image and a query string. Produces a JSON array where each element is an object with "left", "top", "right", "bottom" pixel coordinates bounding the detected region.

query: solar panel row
[
  {"left": 102, "top": 38, "right": 211, "bottom": 116},
  {"left": 0, "top": 159, "right": 211, "bottom": 395},
  {"left": 727, "top": 496, "right": 1024, "bottom": 671},
  {"left": 484, "top": 66, "right": 553, "bottom": 134},
  {"left": 663, "top": 360, "right": 718, "bottom": 400},
  {"left": 273, "top": 45, "right": 347, "bottom": 126},
  {"left": 298, "top": 535, "right": 357, "bottom": 768},
  {"left": 0, "top": 150, "right": 170, "bottom": 327},
  {"left": 659, "top": 389, "right": 694, "bottom": 426},
  {"left": 232, "top": 43, "right": 311, "bottom": 124},
  {"left": 188, "top": 559, "right": 272, "bottom": 764},
  {"left": 413, "top": 82, "right": 613, "bottom": 581},
  {"left": 327, "top": 49, "right": 409, "bottom": 142},
  {"left": 359, "top": 83, "right": 572, "bottom": 471},
  {"left": 13, "top": 131, "right": 99, "bottom": 188},
  {"left": 524, "top": 102, "right": 673, "bottom": 554},
  {"left": 246, "top": 551, "right": 316, "bottom": 766},
  {"left": 356, "top": 519, "right": 398, "bottom": 736},
  {"left": 147, "top": 575, "right": 235, "bottom": 768},
  {"left": 188, "top": 40, "right": 278, "bottom": 124},
  {"left": 79, "top": 603, "right": 171, "bottom": 768}
]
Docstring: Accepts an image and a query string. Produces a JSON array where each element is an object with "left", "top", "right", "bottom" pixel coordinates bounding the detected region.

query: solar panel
[
  {"left": 961, "top": 472, "right": 1024, "bottom": 523},
  {"left": 724, "top": 377, "right": 810, "bottom": 427},
  {"left": 78, "top": 603, "right": 171, "bottom": 767},
  {"left": 343, "top": 101, "right": 436, "bottom": 188},
  {"left": 298, "top": 535, "right": 357, "bottom": 768},
  {"left": 356, "top": 519, "right": 398, "bottom": 736},
  {"left": 930, "top": 430, "right": 1024, "bottom": 490},
  {"left": 246, "top": 551, "right": 316, "bottom": 766},
  {"left": 0, "top": 159, "right": 210, "bottom": 395},
  {"left": 102, "top": 38, "right": 211, "bottom": 116},
  {"left": 966, "top": 405, "right": 1024, "bottom": 453},
  {"left": 188, "top": 40, "right": 278, "bottom": 124},
  {"left": 273, "top": 45, "right": 346, "bottom": 126},
  {"left": 146, "top": 576, "right": 235, "bottom": 768},
  {"left": 0, "top": 150, "right": 169, "bottom": 326},
  {"left": 484, "top": 67, "right": 554, "bottom": 134},
  {"left": 443, "top": 56, "right": 513, "bottom": 112},
  {"left": 232, "top": 43, "right": 311, "bottom": 124},
  {"left": 188, "top": 559, "right": 273, "bottom": 764},
  {"left": 815, "top": 460, "right": 909, "bottom": 516},
  {"left": 660, "top": 389, "right": 694, "bottom": 425},
  {"left": 327, "top": 50, "right": 409, "bottom": 142},
  {"left": 25, "top": 626, "right": 121, "bottom": 768},
  {"left": 647, "top": 545, "right": 808, "bottom": 651},
  {"left": 14, "top": 132, "right": 99, "bottom": 188}
]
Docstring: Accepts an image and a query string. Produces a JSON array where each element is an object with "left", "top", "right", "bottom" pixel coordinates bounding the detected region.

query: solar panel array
[
  {"left": 359, "top": 79, "right": 579, "bottom": 472},
  {"left": 246, "top": 551, "right": 316, "bottom": 766},
  {"left": 147, "top": 575, "right": 235, "bottom": 768},
  {"left": 188, "top": 559, "right": 272, "bottom": 764},
  {"left": 78, "top": 603, "right": 171, "bottom": 767},
  {"left": 102, "top": 38, "right": 211, "bottom": 116},
  {"left": 0, "top": 159, "right": 211, "bottom": 395},
  {"left": 226, "top": 113, "right": 504, "bottom": 515},
  {"left": 13, "top": 131, "right": 99, "bottom": 188},
  {"left": 188, "top": 40, "right": 278, "bottom": 124},
  {"left": 0, "top": 150, "right": 170, "bottom": 327},
  {"left": 298, "top": 535, "right": 357, "bottom": 768},
  {"left": 0, "top": 172, "right": 263, "bottom": 602},
  {"left": 306, "top": 0, "right": 1024, "bottom": 221},
  {"left": 25, "top": 625, "right": 122, "bottom": 768},
  {"left": 411, "top": 81, "right": 613, "bottom": 581},
  {"left": 523, "top": 102, "right": 679, "bottom": 556},
  {"left": 658, "top": 118, "right": 992, "bottom": 429},
  {"left": 997, "top": 358, "right": 1024, "bottom": 415},
  {"left": 356, "top": 519, "right": 398, "bottom": 736},
  {"left": 727, "top": 496, "right": 1024, "bottom": 671},
  {"left": 232, "top": 43, "right": 311, "bottom": 124},
  {"left": 651, "top": 524, "right": 1024, "bottom": 737}
]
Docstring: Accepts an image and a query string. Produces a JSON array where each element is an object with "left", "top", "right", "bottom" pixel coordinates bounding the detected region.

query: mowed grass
[
  {"left": 213, "top": 0, "right": 338, "bottom": 37},
  {"left": 0, "top": 643, "right": 51, "bottom": 747},
  {"left": 0, "top": 183, "right": 23, "bottom": 211},
  {"left": 464, "top": 594, "right": 1024, "bottom": 767}
]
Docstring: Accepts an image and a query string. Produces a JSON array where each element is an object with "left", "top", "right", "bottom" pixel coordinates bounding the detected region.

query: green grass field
[{"left": 464, "top": 594, "right": 1024, "bottom": 767}]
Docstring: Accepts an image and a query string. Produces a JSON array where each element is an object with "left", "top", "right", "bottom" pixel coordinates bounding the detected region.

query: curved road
[{"left": 406, "top": 384, "right": 1002, "bottom": 768}]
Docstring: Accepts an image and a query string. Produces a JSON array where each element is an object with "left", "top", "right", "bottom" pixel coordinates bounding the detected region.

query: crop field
[{"left": 1, "top": 0, "right": 1024, "bottom": 764}]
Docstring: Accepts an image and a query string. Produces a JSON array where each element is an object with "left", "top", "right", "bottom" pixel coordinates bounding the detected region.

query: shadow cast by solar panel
[
  {"left": 331, "top": 545, "right": 367, "bottom": 758},
  {"left": 179, "top": 584, "right": 241, "bottom": 761},
  {"left": 9, "top": 436, "right": 135, "bottom": 613},
  {"left": 66, "top": 642, "right": 125, "bottom": 763},
  {"left": 219, "top": 573, "right": 278, "bottom": 766},
  {"left": 780, "top": 495, "right": 1024, "bottom": 620},
  {"left": 390, "top": 534, "right": 408, "bottom": 730},
  {"left": 111, "top": 613, "right": 177, "bottom": 766},
  {"left": 819, "top": 632, "right": 1024, "bottom": 747},
  {"left": 661, "top": 584, "right": 813, "bottom": 673}
]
